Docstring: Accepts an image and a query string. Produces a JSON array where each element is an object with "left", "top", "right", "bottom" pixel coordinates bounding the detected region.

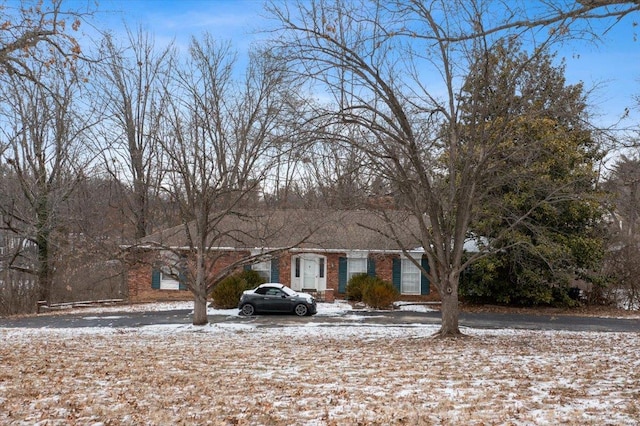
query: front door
[
  {"left": 291, "top": 254, "right": 326, "bottom": 292},
  {"left": 303, "top": 259, "right": 317, "bottom": 289}
]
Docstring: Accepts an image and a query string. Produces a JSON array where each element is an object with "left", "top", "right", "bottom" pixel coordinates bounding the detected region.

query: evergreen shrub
[
  {"left": 346, "top": 273, "right": 371, "bottom": 301},
  {"left": 362, "top": 279, "right": 399, "bottom": 309},
  {"left": 346, "top": 273, "right": 398, "bottom": 309},
  {"left": 210, "top": 269, "right": 266, "bottom": 309}
]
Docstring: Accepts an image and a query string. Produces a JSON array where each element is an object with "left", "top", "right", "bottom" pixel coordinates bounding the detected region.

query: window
[
  {"left": 256, "top": 285, "right": 291, "bottom": 296},
  {"left": 265, "top": 288, "right": 284, "bottom": 297},
  {"left": 157, "top": 251, "right": 183, "bottom": 291},
  {"left": 401, "top": 258, "right": 421, "bottom": 295},
  {"left": 347, "top": 257, "right": 367, "bottom": 282},
  {"left": 252, "top": 260, "right": 271, "bottom": 282},
  {"left": 295, "top": 257, "right": 301, "bottom": 278},
  {"left": 160, "top": 269, "right": 180, "bottom": 290},
  {"left": 319, "top": 257, "right": 325, "bottom": 278}
]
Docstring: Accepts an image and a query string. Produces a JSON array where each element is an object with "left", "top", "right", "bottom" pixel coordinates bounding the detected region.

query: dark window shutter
[
  {"left": 244, "top": 264, "right": 251, "bottom": 272},
  {"left": 392, "top": 258, "right": 401, "bottom": 292},
  {"left": 178, "top": 269, "right": 187, "bottom": 291},
  {"left": 367, "top": 257, "right": 376, "bottom": 277},
  {"left": 338, "top": 257, "right": 347, "bottom": 293},
  {"left": 151, "top": 268, "right": 161, "bottom": 289},
  {"left": 271, "top": 257, "right": 280, "bottom": 283},
  {"left": 420, "top": 257, "right": 430, "bottom": 295},
  {"left": 319, "top": 257, "right": 325, "bottom": 278}
]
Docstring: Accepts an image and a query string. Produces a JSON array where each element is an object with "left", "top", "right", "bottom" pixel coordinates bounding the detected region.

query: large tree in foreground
[
  {"left": 459, "top": 43, "right": 607, "bottom": 306},
  {"left": 268, "top": 0, "right": 633, "bottom": 336},
  {"left": 157, "top": 36, "right": 303, "bottom": 325}
]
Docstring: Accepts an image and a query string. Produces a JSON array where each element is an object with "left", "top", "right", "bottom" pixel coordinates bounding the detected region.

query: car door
[
  {"left": 251, "top": 287, "right": 271, "bottom": 311},
  {"left": 263, "top": 288, "right": 293, "bottom": 312}
]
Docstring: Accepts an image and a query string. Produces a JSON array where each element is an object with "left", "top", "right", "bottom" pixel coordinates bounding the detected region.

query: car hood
[{"left": 295, "top": 292, "right": 315, "bottom": 303}]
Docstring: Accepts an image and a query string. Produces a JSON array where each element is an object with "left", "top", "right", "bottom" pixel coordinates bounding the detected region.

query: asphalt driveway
[{"left": 1, "top": 308, "right": 638, "bottom": 332}]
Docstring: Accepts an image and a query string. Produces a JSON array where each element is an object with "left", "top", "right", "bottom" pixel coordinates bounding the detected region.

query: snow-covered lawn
[
  {"left": 1, "top": 302, "right": 639, "bottom": 425},
  {"left": 37, "top": 299, "right": 440, "bottom": 317}
]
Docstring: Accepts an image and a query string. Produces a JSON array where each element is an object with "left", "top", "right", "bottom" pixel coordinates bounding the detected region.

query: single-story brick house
[{"left": 124, "top": 209, "right": 439, "bottom": 303}]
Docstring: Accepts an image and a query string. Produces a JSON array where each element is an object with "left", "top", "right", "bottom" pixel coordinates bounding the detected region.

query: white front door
[
  {"left": 303, "top": 259, "right": 317, "bottom": 289},
  {"left": 291, "top": 254, "right": 326, "bottom": 291}
]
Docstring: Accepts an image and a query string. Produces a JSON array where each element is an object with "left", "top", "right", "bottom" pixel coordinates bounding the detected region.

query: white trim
[
  {"left": 122, "top": 244, "right": 423, "bottom": 254},
  {"left": 400, "top": 252, "right": 423, "bottom": 262},
  {"left": 291, "top": 248, "right": 418, "bottom": 254},
  {"left": 346, "top": 250, "right": 368, "bottom": 259}
]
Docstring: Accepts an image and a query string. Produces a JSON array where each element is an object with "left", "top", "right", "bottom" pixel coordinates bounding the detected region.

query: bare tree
[
  {"left": 278, "top": 138, "right": 374, "bottom": 208},
  {"left": 157, "top": 36, "right": 302, "bottom": 325},
  {"left": 0, "top": 0, "right": 97, "bottom": 313},
  {"left": 94, "top": 28, "right": 175, "bottom": 240},
  {"left": 0, "top": 55, "right": 96, "bottom": 306},
  {"left": 0, "top": 0, "right": 91, "bottom": 82},
  {"left": 267, "top": 0, "right": 633, "bottom": 336},
  {"left": 602, "top": 155, "right": 640, "bottom": 308}
]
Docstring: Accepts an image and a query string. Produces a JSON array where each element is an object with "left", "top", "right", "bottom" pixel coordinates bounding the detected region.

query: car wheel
[
  {"left": 240, "top": 304, "right": 255, "bottom": 316},
  {"left": 294, "top": 303, "right": 308, "bottom": 317}
]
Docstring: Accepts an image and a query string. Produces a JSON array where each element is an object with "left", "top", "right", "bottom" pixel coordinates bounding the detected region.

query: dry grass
[
  {"left": 459, "top": 302, "right": 640, "bottom": 319},
  {"left": 1, "top": 325, "right": 639, "bottom": 425}
]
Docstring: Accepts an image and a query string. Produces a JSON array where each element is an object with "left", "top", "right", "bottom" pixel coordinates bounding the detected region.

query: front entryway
[{"left": 290, "top": 254, "right": 326, "bottom": 292}]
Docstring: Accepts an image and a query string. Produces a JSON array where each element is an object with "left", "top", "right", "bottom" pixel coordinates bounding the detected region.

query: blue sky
[
  {"left": 92, "top": 0, "right": 268, "bottom": 50},
  {"left": 82, "top": 0, "right": 639, "bottom": 128}
]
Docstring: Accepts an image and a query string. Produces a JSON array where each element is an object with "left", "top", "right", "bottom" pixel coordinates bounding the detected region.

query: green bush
[
  {"left": 362, "top": 279, "right": 399, "bottom": 309},
  {"left": 210, "top": 269, "right": 266, "bottom": 309},
  {"left": 346, "top": 273, "right": 371, "bottom": 302},
  {"left": 346, "top": 273, "right": 398, "bottom": 309},
  {"left": 459, "top": 253, "right": 583, "bottom": 307}
]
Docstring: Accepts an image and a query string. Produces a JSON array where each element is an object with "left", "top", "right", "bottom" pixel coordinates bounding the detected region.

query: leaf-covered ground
[{"left": 1, "top": 324, "right": 639, "bottom": 425}]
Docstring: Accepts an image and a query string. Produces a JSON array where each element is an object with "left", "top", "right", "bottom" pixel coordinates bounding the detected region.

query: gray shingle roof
[{"left": 141, "top": 209, "right": 424, "bottom": 252}]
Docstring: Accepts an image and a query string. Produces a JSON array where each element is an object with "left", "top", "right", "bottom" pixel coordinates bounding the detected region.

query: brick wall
[
  {"left": 125, "top": 251, "right": 189, "bottom": 303},
  {"left": 125, "top": 249, "right": 250, "bottom": 303},
  {"left": 125, "top": 249, "right": 440, "bottom": 303},
  {"left": 277, "top": 253, "right": 291, "bottom": 286},
  {"left": 371, "top": 253, "right": 394, "bottom": 284},
  {"left": 325, "top": 253, "right": 343, "bottom": 293}
]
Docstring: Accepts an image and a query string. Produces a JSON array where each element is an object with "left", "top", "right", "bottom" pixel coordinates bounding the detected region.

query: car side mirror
[{"left": 281, "top": 294, "right": 287, "bottom": 298}]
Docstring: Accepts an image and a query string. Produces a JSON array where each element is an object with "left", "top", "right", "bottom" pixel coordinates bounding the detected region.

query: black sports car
[{"left": 238, "top": 283, "right": 317, "bottom": 316}]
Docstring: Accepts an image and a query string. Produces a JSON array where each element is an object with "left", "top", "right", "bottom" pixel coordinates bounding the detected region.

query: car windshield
[{"left": 281, "top": 286, "right": 296, "bottom": 296}]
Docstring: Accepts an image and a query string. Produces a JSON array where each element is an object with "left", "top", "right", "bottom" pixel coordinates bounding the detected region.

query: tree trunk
[
  {"left": 435, "top": 280, "right": 462, "bottom": 337},
  {"left": 132, "top": 173, "right": 148, "bottom": 240},
  {"left": 192, "top": 291, "right": 208, "bottom": 325},
  {"left": 36, "top": 215, "right": 51, "bottom": 304},
  {"left": 192, "top": 249, "right": 209, "bottom": 325},
  {"left": 37, "top": 241, "right": 52, "bottom": 305}
]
